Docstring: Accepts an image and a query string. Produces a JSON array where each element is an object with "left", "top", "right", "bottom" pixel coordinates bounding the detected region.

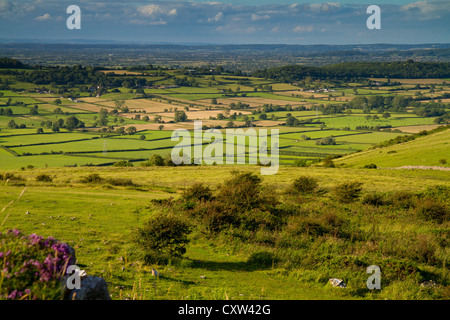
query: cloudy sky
[{"left": 0, "top": 0, "right": 449, "bottom": 44}]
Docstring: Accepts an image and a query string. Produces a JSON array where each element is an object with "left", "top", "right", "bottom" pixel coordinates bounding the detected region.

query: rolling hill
[{"left": 335, "top": 127, "right": 450, "bottom": 168}]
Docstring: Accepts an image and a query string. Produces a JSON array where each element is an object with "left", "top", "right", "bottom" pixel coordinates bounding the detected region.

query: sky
[{"left": 0, "top": 0, "right": 449, "bottom": 44}]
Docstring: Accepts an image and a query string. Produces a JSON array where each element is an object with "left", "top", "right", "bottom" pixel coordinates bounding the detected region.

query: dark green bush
[
  {"left": 416, "top": 199, "right": 448, "bottom": 224},
  {"left": 215, "top": 171, "right": 263, "bottom": 210},
  {"left": 106, "top": 177, "right": 135, "bottom": 186},
  {"left": 247, "top": 251, "right": 279, "bottom": 268},
  {"left": 113, "top": 160, "right": 134, "bottom": 167},
  {"left": 35, "top": 174, "right": 53, "bottom": 182},
  {"left": 136, "top": 214, "right": 191, "bottom": 264},
  {"left": 363, "top": 163, "right": 377, "bottom": 169},
  {"left": 387, "top": 191, "right": 416, "bottom": 209},
  {"left": 0, "top": 173, "right": 24, "bottom": 181},
  {"left": 238, "top": 208, "right": 281, "bottom": 232},
  {"left": 332, "top": 181, "right": 363, "bottom": 203},
  {"left": 142, "top": 154, "right": 164, "bottom": 167},
  {"left": 361, "top": 192, "right": 386, "bottom": 206},
  {"left": 291, "top": 176, "right": 319, "bottom": 195},
  {"left": 286, "top": 216, "right": 329, "bottom": 237},
  {"left": 421, "top": 185, "right": 450, "bottom": 201},
  {"left": 292, "top": 159, "right": 308, "bottom": 167},
  {"left": 316, "top": 136, "right": 336, "bottom": 145},
  {"left": 164, "top": 154, "right": 177, "bottom": 166},
  {"left": 80, "top": 173, "right": 104, "bottom": 183},
  {"left": 322, "top": 156, "right": 335, "bottom": 168},
  {"left": 182, "top": 183, "right": 213, "bottom": 203}
]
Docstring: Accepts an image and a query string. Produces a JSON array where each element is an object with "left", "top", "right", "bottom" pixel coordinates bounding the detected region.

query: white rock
[{"left": 329, "top": 278, "right": 347, "bottom": 288}]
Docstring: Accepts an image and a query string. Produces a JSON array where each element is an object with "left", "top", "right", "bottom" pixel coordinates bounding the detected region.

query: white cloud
[
  {"left": 401, "top": 0, "right": 450, "bottom": 20},
  {"left": 293, "top": 25, "right": 314, "bottom": 33},
  {"left": 35, "top": 13, "right": 51, "bottom": 21},
  {"left": 168, "top": 8, "right": 177, "bottom": 16},
  {"left": 138, "top": 4, "right": 177, "bottom": 18},
  {"left": 251, "top": 14, "right": 270, "bottom": 21},
  {"left": 138, "top": 4, "right": 161, "bottom": 17},
  {"left": 130, "top": 18, "right": 167, "bottom": 26},
  {"left": 270, "top": 26, "right": 280, "bottom": 33},
  {"left": 208, "top": 11, "right": 223, "bottom": 23}
]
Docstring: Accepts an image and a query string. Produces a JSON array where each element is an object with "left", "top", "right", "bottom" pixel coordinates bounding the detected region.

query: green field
[{"left": 336, "top": 129, "right": 450, "bottom": 168}]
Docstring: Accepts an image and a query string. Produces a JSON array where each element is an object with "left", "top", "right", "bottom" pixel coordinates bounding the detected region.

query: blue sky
[{"left": 0, "top": 0, "right": 449, "bottom": 44}]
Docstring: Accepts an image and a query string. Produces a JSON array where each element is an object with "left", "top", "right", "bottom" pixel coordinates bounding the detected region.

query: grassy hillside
[
  {"left": 1, "top": 166, "right": 449, "bottom": 300},
  {"left": 336, "top": 128, "right": 450, "bottom": 168}
]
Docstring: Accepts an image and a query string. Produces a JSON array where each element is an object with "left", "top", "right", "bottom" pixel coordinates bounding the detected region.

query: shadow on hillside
[{"left": 185, "top": 259, "right": 273, "bottom": 272}]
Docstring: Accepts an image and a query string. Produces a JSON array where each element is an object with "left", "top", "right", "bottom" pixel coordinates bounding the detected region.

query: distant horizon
[{"left": 1, "top": 39, "right": 450, "bottom": 47}]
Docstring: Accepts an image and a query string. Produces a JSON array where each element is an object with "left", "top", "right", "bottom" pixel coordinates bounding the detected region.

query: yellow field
[{"left": 391, "top": 124, "right": 444, "bottom": 133}]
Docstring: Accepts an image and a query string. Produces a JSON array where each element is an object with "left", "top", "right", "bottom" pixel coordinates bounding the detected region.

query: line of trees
[{"left": 253, "top": 60, "right": 450, "bottom": 82}]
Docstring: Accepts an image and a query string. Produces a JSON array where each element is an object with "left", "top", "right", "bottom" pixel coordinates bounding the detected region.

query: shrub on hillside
[
  {"left": 215, "top": 171, "right": 263, "bottom": 210},
  {"left": 361, "top": 192, "right": 386, "bottom": 206},
  {"left": 142, "top": 154, "right": 164, "bottom": 167},
  {"left": 292, "top": 159, "right": 308, "bottom": 167},
  {"left": 322, "top": 156, "right": 335, "bottom": 168},
  {"left": 332, "top": 181, "right": 363, "bottom": 203},
  {"left": 105, "top": 177, "right": 135, "bottom": 186},
  {"left": 113, "top": 160, "right": 134, "bottom": 167},
  {"left": 36, "top": 174, "right": 53, "bottom": 182},
  {"left": 283, "top": 211, "right": 349, "bottom": 240},
  {"left": 182, "top": 183, "right": 213, "bottom": 203},
  {"left": 246, "top": 251, "right": 279, "bottom": 268},
  {"left": 135, "top": 214, "right": 191, "bottom": 264},
  {"left": 291, "top": 176, "right": 319, "bottom": 195},
  {"left": 0, "top": 173, "right": 24, "bottom": 181},
  {"left": 387, "top": 191, "right": 416, "bottom": 209},
  {"left": 80, "top": 173, "right": 104, "bottom": 184},
  {"left": 416, "top": 199, "right": 448, "bottom": 224},
  {"left": 420, "top": 185, "right": 450, "bottom": 202},
  {"left": 164, "top": 154, "right": 176, "bottom": 166}
]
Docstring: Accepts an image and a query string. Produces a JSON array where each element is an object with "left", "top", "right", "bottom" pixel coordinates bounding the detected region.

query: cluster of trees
[
  {"left": 7, "top": 120, "right": 26, "bottom": 129},
  {"left": 316, "top": 136, "right": 336, "bottom": 145},
  {"left": 229, "top": 101, "right": 250, "bottom": 109},
  {"left": 319, "top": 104, "right": 345, "bottom": 115},
  {"left": 0, "top": 108, "right": 13, "bottom": 116},
  {"left": 173, "top": 76, "right": 199, "bottom": 87},
  {"left": 174, "top": 110, "right": 188, "bottom": 122},
  {"left": 15, "top": 65, "right": 106, "bottom": 86},
  {"left": 414, "top": 101, "right": 449, "bottom": 118},
  {"left": 347, "top": 95, "right": 409, "bottom": 113},
  {"left": 12, "top": 64, "right": 157, "bottom": 90},
  {"left": 39, "top": 116, "right": 85, "bottom": 132},
  {"left": 0, "top": 57, "right": 27, "bottom": 69},
  {"left": 254, "top": 60, "right": 450, "bottom": 82}
]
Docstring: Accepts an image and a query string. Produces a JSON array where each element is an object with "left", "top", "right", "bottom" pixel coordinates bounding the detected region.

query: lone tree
[
  {"left": 126, "top": 126, "right": 137, "bottom": 135},
  {"left": 174, "top": 110, "right": 188, "bottom": 122}
]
